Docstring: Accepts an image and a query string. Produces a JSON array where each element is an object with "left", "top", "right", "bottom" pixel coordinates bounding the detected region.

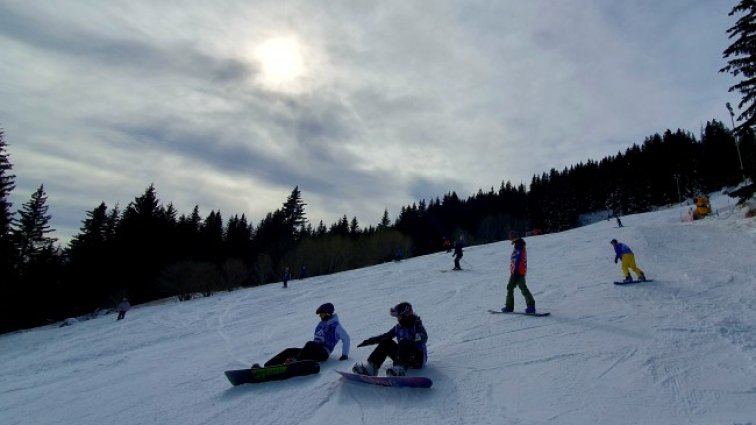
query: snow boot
[
  {"left": 386, "top": 364, "right": 406, "bottom": 377},
  {"left": 638, "top": 273, "right": 646, "bottom": 282},
  {"left": 352, "top": 362, "right": 378, "bottom": 376},
  {"left": 525, "top": 305, "right": 536, "bottom": 314},
  {"left": 501, "top": 307, "right": 514, "bottom": 313},
  {"left": 623, "top": 275, "right": 632, "bottom": 283},
  {"left": 250, "top": 363, "right": 262, "bottom": 369}
]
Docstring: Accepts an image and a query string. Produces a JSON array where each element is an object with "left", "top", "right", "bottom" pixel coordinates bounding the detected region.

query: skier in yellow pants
[{"left": 610, "top": 239, "right": 646, "bottom": 282}]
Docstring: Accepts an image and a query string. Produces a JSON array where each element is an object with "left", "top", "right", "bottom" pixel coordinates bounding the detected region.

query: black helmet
[
  {"left": 610, "top": 239, "right": 618, "bottom": 244},
  {"left": 513, "top": 238, "right": 525, "bottom": 248},
  {"left": 390, "top": 302, "right": 413, "bottom": 318},
  {"left": 316, "top": 303, "right": 334, "bottom": 315}
]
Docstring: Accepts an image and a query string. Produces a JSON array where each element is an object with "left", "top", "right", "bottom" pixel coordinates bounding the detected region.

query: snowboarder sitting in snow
[
  {"left": 610, "top": 239, "right": 646, "bottom": 283},
  {"left": 116, "top": 298, "right": 130, "bottom": 320},
  {"left": 352, "top": 302, "right": 428, "bottom": 376},
  {"left": 502, "top": 237, "right": 537, "bottom": 314},
  {"left": 253, "top": 302, "right": 350, "bottom": 368}
]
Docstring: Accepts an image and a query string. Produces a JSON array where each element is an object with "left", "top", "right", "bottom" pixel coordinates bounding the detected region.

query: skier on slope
[
  {"left": 352, "top": 302, "right": 428, "bottom": 377},
  {"left": 610, "top": 239, "right": 646, "bottom": 283},
  {"left": 501, "top": 237, "right": 537, "bottom": 314},
  {"left": 252, "top": 303, "right": 350, "bottom": 368}
]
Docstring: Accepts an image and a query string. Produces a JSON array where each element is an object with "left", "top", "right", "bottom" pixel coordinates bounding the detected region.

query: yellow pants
[{"left": 621, "top": 254, "right": 644, "bottom": 279}]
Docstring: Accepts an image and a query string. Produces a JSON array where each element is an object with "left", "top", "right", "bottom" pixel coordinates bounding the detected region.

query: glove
[
  {"left": 614, "top": 258, "right": 618, "bottom": 264},
  {"left": 339, "top": 354, "right": 348, "bottom": 361},
  {"left": 512, "top": 272, "right": 520, "bottom": 279},
  {"left": 414, "top": 334, "right": 423, "bottom": 342}
]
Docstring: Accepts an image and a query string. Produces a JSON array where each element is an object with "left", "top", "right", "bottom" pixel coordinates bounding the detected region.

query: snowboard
[
  {"left": 225, "top": 360, "right": 320, "bottom": 386},
  {"left": 488, "top": 309, "right": 550, "bottom": 317},
  {"left": 613, "top": 279, "right": 654, "bottom": 285},
  {"left": 336, "top": 370, "right": 433, "bottom": 388}
]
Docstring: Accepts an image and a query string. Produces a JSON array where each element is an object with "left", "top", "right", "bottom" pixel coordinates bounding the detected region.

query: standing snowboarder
[
  {"left": 452, "top": 235, "right": 464, "bottom": 270},
  {"left": 282, "top": 267, "right": 291, "bottom": 288},
  {"left": 610, "top": 239, "right": 646, "bottom": 282},
  {"left": 116, "top": 298, "right": 130, "bottom": 320},
  {"left": 502, "top": 237, "right": 537, "bottom": 314},
  {"left": 253, "top": 302, "right": 350, "bottom": 367},
  {"left": 352, "top": 302, "right": 428, "bottom": 376}
]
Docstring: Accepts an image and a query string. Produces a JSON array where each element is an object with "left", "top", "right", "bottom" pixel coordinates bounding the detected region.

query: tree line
[{"left": 1, "top": 119, "right": 753, "bottom": 333}]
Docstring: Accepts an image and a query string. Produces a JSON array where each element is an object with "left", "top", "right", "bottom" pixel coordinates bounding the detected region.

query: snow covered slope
[{"left": 1, "top": 194, "right": 754, "bottom": 425}]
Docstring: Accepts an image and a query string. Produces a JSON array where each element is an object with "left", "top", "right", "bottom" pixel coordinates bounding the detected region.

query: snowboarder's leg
[
  {"left": 367, "top": 339, "right": 398, "bottom": 369},
  {"left": 625, "top": 254, "right": 644, "bottom": 279},
  {"left": 505, "top": 275, "right": 517, "bottom": 311},
  {"left": 517, "top": 277, "right": 536, "bottom": 308},
  {"left": 620, "top": 255, "right": 632, "bottom": 280},
  {"left": 395, "top": 340, "right": 424, "bottom": 369},
  {"left": 298, "top": 341, "right": 329, "bottom": 362},
  {"left": 264, "top": 347, "right": 302, "bottom": 367}
]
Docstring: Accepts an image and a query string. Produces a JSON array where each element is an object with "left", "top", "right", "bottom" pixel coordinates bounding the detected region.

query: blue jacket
[
  {"left": 613, "top": 243, "right": 633, "bottom": 262},
  {"left": 313, "top": 314, "right": 350, "bottom": 358}
]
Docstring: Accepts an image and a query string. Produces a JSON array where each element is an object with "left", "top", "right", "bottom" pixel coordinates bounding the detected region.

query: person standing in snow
[
  {"left": 452, "top": 235, "right": 465, "bottom": 270},
  {"left": 116, "top": 298, "right": 131, "bottom": 320},
  {"left": 253, "top": 302, "right": 350, "bottom": 368},
  {"left": 610, "top": 239, "right": 646, "bottom": 282},
  {"left": 502, "top": 237, "right": 537, "bottom": 314},
  {"left": 352, "top": 302, "right": 428, "bottom": 376},
  {"left": 282, "top": 267, "right": 291, "bottom": 288}
]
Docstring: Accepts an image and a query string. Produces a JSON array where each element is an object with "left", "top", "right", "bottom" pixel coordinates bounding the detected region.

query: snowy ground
[{"left": 1, "top": 193, "right": 755, "bottom": 425}]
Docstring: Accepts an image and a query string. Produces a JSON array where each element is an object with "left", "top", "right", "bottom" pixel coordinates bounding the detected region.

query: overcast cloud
[{"left": 0, "top": 0, "right": 738, "bottom": 243}]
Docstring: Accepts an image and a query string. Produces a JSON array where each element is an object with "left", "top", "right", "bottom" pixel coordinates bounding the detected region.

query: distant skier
[
  {"left": 501, "top": 237, "right": 536, "bottom": 314},
  {"left": 452, "top": 235, "right": 465, "bottom": 270},
  {"left": 442, "top": 237, "right": 452, "bottom": 253},
  {"left": 116, "top": 298, "right": 130, "bottom": 320},
  {"left": 616, "top": 217, "right": 624, "bottom": 228},
  {"left": 352, "top": 302, "right": 428, "bottom": 376},
  {"left": 610, "top": 239, "right": 646, "bottom": 283},
  {"left": 252, "top": 303, "right": 350, "bottom": 368},
  {"left": 282, "top": 267, "right": 291, "bottom": 288}
]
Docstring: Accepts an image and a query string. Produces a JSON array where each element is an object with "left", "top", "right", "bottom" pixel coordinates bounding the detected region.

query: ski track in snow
[{"left": 1, "top": 193, "right": 755, "bottom": 425}]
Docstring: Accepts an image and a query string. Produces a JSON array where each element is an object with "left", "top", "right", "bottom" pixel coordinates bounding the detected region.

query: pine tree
[
  {"left": 0, "top": 127, "right": 18, "bottom": 333},
  {"left": 721, "top": 0, "right": 756, "bottom": 133},
  {"left": 12, "top": 185, "right": 56, "bottom": 263},
  {"left": 378, "top": 209, "right": 391, "bottom": 230},
  {"left": 0, "top": 128, "right": 14, "bottom": 238},
  {"left": 282, "top": 186, "right": 307, "bottom": 239}
]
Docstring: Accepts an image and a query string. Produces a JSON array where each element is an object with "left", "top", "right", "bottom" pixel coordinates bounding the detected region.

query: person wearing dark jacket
[
  {"left": 501, "top": 237, "right": 536, "bottom": 314},
  {"left": 351, "top": 302, "right": 428, "bottom": 376},
  {"left": 253, "top": 303, "right": 350, "bottom": 368},
  {"left": 452, "top": 236, "right": 464, "bottom": 270}
]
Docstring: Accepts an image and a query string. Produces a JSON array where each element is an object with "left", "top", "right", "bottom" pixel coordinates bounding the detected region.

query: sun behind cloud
[{"left": 252, "top": 36, "right": 306, "bottom": 92}]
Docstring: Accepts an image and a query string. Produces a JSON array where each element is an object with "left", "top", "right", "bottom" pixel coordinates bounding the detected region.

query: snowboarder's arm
[
  {"left": 414, "top": 321, "right": 428, "bottom": 345},
  {"left": 336, "top": 323, "right": 350, "bottom": 358},
  {"left": 357, "top": 329, "right": 395, "bottom": 347}
]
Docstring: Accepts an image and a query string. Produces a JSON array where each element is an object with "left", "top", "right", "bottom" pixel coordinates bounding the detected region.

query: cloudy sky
[{"left": 0, "top": 0, "right": 740, "bottom": 244}]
